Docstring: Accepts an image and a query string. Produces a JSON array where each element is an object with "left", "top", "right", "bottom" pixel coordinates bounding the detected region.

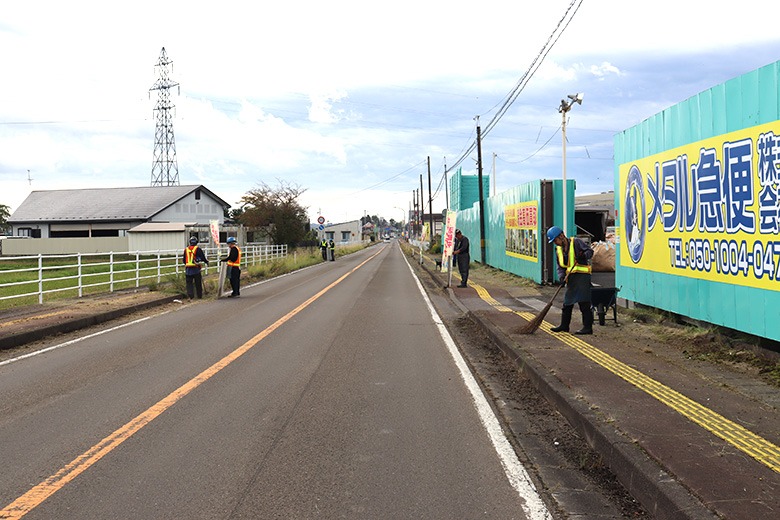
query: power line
[{"left": 444, "top": 0, "right": 584, "bottom": 175}]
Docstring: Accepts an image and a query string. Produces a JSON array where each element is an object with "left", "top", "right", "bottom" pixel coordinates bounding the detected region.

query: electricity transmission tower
[{"left": 149, "top": 47, "right": 180, "bottom": 186}]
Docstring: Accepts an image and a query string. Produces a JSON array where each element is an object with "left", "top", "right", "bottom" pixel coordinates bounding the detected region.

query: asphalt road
[{"left": 0, "top": 244, "right": 550, "bottom": 519}]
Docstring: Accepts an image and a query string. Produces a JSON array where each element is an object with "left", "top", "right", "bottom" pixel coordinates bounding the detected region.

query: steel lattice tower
[{"left": 149, "top": 47, "right": 180, "bottom": 186}]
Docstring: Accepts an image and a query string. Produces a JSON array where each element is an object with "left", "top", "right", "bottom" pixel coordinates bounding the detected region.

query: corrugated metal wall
[
  {"left": 614, "top": 60, "right": 780, "bottom": 341},
  {"left": 453, "top": 178, "right": 574, "bottom": 284}
]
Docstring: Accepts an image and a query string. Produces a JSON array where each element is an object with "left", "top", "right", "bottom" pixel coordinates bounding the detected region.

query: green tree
[
  {"left": 0, "top": 204, "right": 10, "bottom": 234},
  {"left": 238, "top": 181, "right": 309, "bottom": 247}
]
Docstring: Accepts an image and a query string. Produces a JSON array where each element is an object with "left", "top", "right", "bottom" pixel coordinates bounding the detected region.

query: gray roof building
[
  {"left": 9, "top": 185, "right": 229, "bottom": 223},
  {"left": 8, "top": 185, "right": 230, "bottom": 240}
]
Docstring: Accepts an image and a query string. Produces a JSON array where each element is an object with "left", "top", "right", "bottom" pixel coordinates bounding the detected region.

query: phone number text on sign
[{"left": 668, "top": 238, "right": 780, "bottom": 280}]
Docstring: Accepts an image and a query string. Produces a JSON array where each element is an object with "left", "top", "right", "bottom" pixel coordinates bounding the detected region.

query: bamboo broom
[{"left": 518, "top": 271, "right": 569, "bottom": 334}]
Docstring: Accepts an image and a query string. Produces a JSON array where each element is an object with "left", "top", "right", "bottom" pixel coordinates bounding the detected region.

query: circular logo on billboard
[{"left": 624, "top": 165, "right": 646, "bottom": 264}]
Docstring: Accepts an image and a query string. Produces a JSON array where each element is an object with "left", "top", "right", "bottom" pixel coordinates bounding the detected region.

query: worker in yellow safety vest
[
  {"left": 220, "top": 236, "right": 242, "bottom": 298},
  {"left": 328, "top": 239, "right": 335, "bottom": 261},
  {"left": 320, "top": 238, "right": 328, "bottom": 261},
  {"left": 546, "top": 226, "right": 594, "bottom": 335},
  {"left": 183, "top": 236, "right": 209, "bottom": 300}
]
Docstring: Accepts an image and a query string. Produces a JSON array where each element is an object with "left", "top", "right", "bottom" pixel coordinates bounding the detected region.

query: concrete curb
[
  {"left": 0, "top": 294, "right": 178, "bottom": 351},
  {"left": 415, "top": 256, "right": 717, "bottom": 520},
  {"left": 469, "top": 311, "right": 716, "bottom": 520}
]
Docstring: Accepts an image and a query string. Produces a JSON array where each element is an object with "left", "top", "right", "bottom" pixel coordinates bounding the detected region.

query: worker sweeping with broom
[{"left": 546, "top": 226, "right": 594, "bottom": 334}]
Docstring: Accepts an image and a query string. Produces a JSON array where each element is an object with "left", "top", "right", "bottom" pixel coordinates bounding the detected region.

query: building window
[
  {"left": 91, "top": 229, "right": 120, "bottom": 237},
  {"left": 50, "top": 230, "right": 89, "bottom": 238},
  {"left": 195, "top": 189, "right": 201, "bottom": 200}
]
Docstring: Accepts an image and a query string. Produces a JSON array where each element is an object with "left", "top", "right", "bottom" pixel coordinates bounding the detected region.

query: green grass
[
  {"left": 0, "top": 253, "right": 189, "bottom": 309},
  {"left": 0, "top": 245, "right": 370, "bottom": 310}
]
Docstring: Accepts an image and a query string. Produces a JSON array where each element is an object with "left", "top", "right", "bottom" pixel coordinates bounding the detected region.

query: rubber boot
[
  {"left": 551, "top": 305, "right": 573, "bottom": 333},
  {"left": 575, "top": 302, "right": 594, "bottom": 335}
]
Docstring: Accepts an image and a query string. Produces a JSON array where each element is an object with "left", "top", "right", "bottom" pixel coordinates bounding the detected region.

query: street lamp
[{"left": 558, "top": 92, "right": 583, "bottom": 237}]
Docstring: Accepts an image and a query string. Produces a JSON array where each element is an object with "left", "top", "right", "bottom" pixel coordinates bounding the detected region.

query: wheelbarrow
[{"left": 591, "top": 286, "right": 620, "bottom": 326}]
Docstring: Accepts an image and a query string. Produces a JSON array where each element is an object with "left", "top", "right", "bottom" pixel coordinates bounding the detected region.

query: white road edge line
[
  {"left": 403, "top": 253, "right": 553, "bottom": 520},
  {"left": 1, "top": 253, "right": 362, "bottom": 368},
  {"left": 0, "top": 309, "right": 178, "bottom": 368}
]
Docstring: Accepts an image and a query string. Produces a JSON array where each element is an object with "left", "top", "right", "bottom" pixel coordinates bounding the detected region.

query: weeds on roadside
[{"left": 624, "top": 306, "right": 780, "bottom": 388}]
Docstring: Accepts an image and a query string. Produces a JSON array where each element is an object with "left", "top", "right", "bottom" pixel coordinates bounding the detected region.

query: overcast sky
[{"left": 2, "top": 1, "right": 780, "bottom": 225}]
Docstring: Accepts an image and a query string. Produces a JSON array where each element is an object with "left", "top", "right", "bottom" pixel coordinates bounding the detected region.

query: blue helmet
[
  {"left": 189, "top": 236, "right": 198, "bottom": 245},
  {"left": 546, "top": 226, "right": 563, "bottom": 243},
  {"left": 226, "top": 236, "right": 237, "bottom": 244}
]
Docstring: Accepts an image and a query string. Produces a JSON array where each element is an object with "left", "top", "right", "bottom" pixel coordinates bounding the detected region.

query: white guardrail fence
[{"left": 0, "top": 244, "right": 287, "bottom": 305}]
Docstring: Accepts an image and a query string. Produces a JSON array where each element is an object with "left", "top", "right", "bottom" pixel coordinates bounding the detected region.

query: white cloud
[
  {"left": 590, "top": 62, "right": 622, "bottom": 78},
  {"left": 3, "top": 0, "right": 780, "bottom": 224}
]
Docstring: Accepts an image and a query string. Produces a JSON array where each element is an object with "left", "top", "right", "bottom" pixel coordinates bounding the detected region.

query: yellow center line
[
  {"left": 469, "top": 280, "right": 780, "bottom": 474},
  {"left": 0, "top": 249, "right": 384, "bottom": 520}
]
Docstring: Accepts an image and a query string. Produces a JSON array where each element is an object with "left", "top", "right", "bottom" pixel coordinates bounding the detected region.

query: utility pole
[
  {"left": 413, "top": 189, "right": 418, "bottom": 237},
  {"left": 475, "top": 117, "right": 486, "bottom": 263},
  {"left": 419, "top": 173, "right": 424, "bottom": 239},
  {"left": 149, "top": 47, "right": 180, "bottom": 187},
  {"left": 444, "top": 157, "right": 449, "bottom": 210},
  {"left": 427, "top": 156, "right": 433, "bottom": 239}
]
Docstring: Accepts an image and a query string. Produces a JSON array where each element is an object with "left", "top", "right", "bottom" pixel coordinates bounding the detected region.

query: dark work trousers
[
  {"left": 456, "top": 254, "right": 470, "bottom": 284},
  {"left": 227, "top": 266, "right": 241, "bottom": 296},
  {"left": 185, "top": 271, "right": 203, "bottom": 299}
]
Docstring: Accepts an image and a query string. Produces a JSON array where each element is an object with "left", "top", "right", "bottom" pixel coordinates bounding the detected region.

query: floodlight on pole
[{"left": 558, "top": 92, "right": 584, "bottom": 237}]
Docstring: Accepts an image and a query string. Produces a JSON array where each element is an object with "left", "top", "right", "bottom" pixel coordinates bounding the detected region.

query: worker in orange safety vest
[
  {"left": 220, "top": 236, "right": 242, "bottom": 298},
  {"left": 183, "top": 236, "right": 210, "bottom": 300}
]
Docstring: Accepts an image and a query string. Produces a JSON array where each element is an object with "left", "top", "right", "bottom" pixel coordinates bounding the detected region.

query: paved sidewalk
[{"left": 416, "top": 254, "right": 780, "bottom": 520}]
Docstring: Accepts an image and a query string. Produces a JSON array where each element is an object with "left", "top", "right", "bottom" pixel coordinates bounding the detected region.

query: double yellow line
[
  {"left": 0, "top": 248, "right": 383, "bottom": 519},
  {"left": 470, "top": 281, "right": 780, "bottom": 474}
]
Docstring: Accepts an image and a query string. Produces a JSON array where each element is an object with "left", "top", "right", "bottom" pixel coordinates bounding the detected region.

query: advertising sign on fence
[
  {"left": 504, "top": 201, "right": 539, "bottom": 262},
  {"left": 619, "top": 119, "right": 780, "bottom": 291}
]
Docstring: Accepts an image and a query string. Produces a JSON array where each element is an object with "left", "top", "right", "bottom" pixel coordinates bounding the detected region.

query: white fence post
[
  {"left": 38, "top": 254, "right": 43, "bottom": 304},
  {"left": 0, "top": 245, "right": 290, "bottom": 305},
  {"left": 78, "top": 253, "right": 83, "bottom": 297},
  {"left": 109, "top": 252, "right": 115, "bottom": 292}
]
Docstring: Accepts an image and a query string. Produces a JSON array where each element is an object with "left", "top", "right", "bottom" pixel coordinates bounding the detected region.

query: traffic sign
[{"left": 317, "top": 216, "right": 325, "bottom": 225}]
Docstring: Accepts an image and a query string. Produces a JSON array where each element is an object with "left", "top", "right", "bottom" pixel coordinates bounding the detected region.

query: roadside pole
[
  {"left": 210, "top": 220, "right": 224, "bottom": 299},
  {"left": 217, "top": 262, "right": 226, "bottom": 299}
]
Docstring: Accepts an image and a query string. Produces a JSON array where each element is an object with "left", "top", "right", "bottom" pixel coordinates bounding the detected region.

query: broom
[{"left": 518, "top": 271, "right": 569, "bottom": 334}]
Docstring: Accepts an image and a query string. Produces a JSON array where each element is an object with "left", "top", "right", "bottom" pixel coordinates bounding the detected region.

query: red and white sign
[
  {"left": 210, "top": 220, "right": 220, "bottom": 247},
  {"left": 441, "top": 210, "right": 457, "bottom": 272}
]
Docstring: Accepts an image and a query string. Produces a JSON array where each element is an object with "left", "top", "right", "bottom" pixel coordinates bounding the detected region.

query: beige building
[{"left": 5, "top": 185, "right": 233, "bottom": 255}]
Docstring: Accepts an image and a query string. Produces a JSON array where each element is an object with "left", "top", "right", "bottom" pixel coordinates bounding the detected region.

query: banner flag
[
  {"left": 209, "top": 220, "right": 220, "bottom": 248},
  {"left": 441, "top": 211, "right": 457, "bottom": 272}
]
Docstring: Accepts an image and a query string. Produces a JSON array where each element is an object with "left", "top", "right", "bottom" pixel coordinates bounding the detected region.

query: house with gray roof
[{"left": 5, "top": 185, "right": 233, "bottom": 255}]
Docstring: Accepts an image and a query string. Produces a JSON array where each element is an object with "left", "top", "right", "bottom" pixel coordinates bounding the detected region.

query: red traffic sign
[{"left": 317, "top": 216, "right": 325, "bottom": 224}]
